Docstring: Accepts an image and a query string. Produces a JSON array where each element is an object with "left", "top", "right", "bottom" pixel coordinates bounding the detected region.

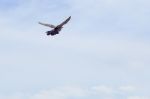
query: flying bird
[{"left": 39, "top": 16, "right": 71, "bottom": 36}]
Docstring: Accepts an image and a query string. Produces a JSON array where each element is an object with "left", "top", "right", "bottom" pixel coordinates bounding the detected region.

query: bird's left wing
[{"left": 39, "top": 22, "right": 56, "bottom": 28}]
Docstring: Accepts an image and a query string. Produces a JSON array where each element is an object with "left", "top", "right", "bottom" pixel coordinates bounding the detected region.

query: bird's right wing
[
  {"left": 58, "top": 16, "right": 71, "bottom": 27},
  {"left": 38, "top": 22, "right": 56, "bottom": 28}
]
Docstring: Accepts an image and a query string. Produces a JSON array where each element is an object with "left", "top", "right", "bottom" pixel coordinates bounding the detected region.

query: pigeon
[{"left": 39, "top": 16, "right": 71, "bottom": 36}]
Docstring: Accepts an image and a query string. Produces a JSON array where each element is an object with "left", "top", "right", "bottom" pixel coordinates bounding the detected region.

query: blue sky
[{"left": 0, "top": 0, "right": 150, "bottom": 99}]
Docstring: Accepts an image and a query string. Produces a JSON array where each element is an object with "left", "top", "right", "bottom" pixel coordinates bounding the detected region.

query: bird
[{"left": 39, "top": 16, "right": 71, "bottom": 36}]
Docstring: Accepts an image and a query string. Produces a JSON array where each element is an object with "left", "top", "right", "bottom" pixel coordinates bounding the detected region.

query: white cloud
[
  {"left": 30, "top": 86, "right": 87, "bottom": 99},
  {"left": 119, "top": 85, "right": 136, "bottom": 92},
  {"left": 91, "top": 85, "right": 114, "bottom": 94},
  {"left": 0, "top": 93, "right": 25, "bottom": 99},
  {"left": 0, "top": 86, "right": 87, "bottom": 99},
  {"left": 0, "top": 85, "right": 148, "bottom": 99},
  {"left": 127, "top": 96, "right": 150, "bottom": 99}
]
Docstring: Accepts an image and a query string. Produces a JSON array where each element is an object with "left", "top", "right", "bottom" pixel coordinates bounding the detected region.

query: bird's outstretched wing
[
  {"left": 39, "top": 22, "right": 56, "bottom": 28},
  {"left": 58, "top": 16, "right": 71, "bottom": 27}
]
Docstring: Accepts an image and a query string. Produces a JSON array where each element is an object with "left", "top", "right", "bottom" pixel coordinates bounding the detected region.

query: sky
[{"left": 0, "top": 0, "right": 150, "bottom": 99}]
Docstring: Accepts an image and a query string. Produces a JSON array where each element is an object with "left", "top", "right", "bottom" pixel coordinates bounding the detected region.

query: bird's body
[
  {"left": 39, "top": 16, "right": 71, "bottom": 36},
  {"left": 46, "top": 29, "right": 59, "bottom": 36}
]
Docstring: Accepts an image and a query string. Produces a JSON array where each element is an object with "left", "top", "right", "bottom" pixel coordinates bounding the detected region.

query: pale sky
[{"left": 0, "top": 0, "right": 150, "bottom": 99}]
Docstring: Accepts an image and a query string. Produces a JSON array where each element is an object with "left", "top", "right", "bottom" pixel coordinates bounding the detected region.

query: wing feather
[{"left": 39, "top": 22, "right": 56, "bottom": 28}]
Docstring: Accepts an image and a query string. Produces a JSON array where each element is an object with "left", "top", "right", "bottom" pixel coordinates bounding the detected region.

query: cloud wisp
[{"left": 0, "top": 85, "right": 149, "bottom": 99}]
